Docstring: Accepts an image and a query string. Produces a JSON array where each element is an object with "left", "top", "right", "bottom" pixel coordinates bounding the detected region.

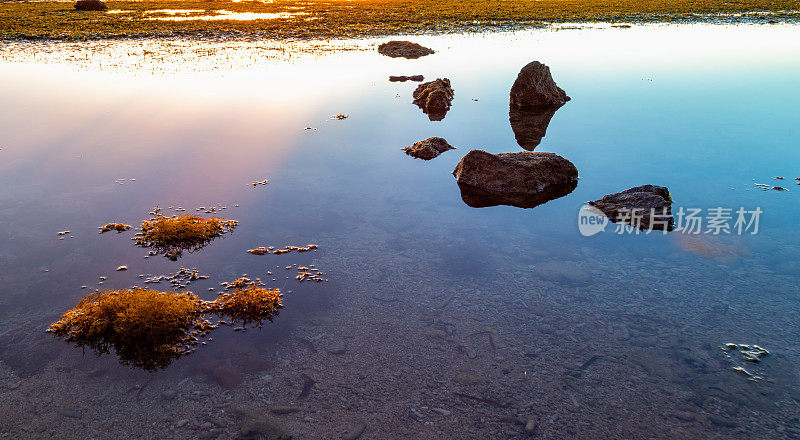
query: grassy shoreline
[{"left": 1, "top": 0, "right": 799, "bottom": 41}]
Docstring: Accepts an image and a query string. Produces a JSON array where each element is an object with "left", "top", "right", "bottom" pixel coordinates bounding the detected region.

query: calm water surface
[{"left": 1, "top": 24, "right": 799, "bottom": 439}]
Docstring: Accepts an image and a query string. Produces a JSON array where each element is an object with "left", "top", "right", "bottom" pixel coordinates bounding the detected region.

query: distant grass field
[{"left": 1, "top": 0, "right": 798, "bottom": 41}]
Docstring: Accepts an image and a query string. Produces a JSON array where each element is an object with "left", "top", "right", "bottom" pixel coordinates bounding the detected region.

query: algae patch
[
  {"left": 134, "top": 214, "right": 238, "bottom": 260},
  {"left": 47, "top": 288, "right": 207, "bottom": 370},
  {"left": 99, "top": 222, "right": 131, "bottom": 233},
  {"left": 48, "top": 281, "right": 283, "bottom": 370},
  {"left": 208, "top": 279, "right": 283, "bottom": 327}
]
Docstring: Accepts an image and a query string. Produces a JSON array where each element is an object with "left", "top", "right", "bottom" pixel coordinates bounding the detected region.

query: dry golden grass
[{"left": 1, "top": 0, "right": 797, "bottom": 41}]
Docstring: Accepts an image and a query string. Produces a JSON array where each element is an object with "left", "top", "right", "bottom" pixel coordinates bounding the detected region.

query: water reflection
[
  {"left": 509, "top": 104, "right": 564, "bottom": 150},
  {"left": 127, "top": 9, "right": 313, "bottom": 21},
  {"left": 456, "top": 180, "right": 577, "bottom": 208}
]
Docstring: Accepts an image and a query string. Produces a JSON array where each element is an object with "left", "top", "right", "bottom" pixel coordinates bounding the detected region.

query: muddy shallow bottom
[{"left": 1, "top": 24, "right": 799, "bottom": 439}]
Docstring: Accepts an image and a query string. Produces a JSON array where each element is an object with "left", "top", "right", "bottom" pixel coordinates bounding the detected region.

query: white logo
[{"left": 578, "top": 204, "right": 609, "bottom": 236}]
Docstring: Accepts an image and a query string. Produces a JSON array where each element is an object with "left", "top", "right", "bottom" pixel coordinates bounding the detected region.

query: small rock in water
[
  {"left": 588, "top": 185, "right": 673, "bottom": 231},
  {"left": 402, "top": 137, "right": 455, "bottom": 160},
  {"left": 453, "top": 150, "right": 578, "bottom": 208},
  {"left": 378, "top": 41, "right": 434, "bottom": 59},
  {"left": 116, "top": 265, "right": 128, "bottom": 271},
  {"left": 413, "top": 78, "right": 454, "bottom": 121},
  {"left": 389, "top": 75, "right": 424, "bottom": 82},
  {"left": 510, "top": 61, "right": 570, "bottom": 108}
]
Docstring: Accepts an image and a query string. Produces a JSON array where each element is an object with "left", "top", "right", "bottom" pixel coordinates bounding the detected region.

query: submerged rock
[
  {"left": 413, "top": 78, "right": 454, "bottom": 121},
  {"left": 403, "top": 137, "right": 455, "bottom": 160},
  {"left": 510, "top": 61, "right": 570, "bottom": 108},
  {"left": 389, "top": 75, "right": 424, "bottom": 82},
  {"left": 588, "top": 185, "right": 673, "bottom": 230},
  {"left": 211, "top": 364, "right": 243, "bottom": 389},
  {"left": 453, "top": 150, "right": 578, "bottom": 204},
  {"left": 509, "top": 105, "right": 563, "bottom": 150},
  {"left": 75, "top": 0, "right": 108, "bottom": 11},
  {"left": 378, "top": 41, "right": 434, "bottom": 59}
]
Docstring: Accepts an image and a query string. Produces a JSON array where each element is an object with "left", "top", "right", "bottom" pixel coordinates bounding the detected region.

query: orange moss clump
[
  {"left": 99, "top": 222, "right": 131, "bottom": 233},
  {"left": 47, "top": 288, "right": 206, "bottom": 370},
  {"left": 49, "top": 280, "right": 284, "bottom": 370},
  {"left": 209, "top": 282, "right": 283, "bottom": 327},
  {"left": 134, "top": 215, "right": 238, "bottom": 259}
]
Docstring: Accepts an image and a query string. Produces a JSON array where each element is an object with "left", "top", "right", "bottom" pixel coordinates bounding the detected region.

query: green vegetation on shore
[{"left": 1, "top": 0, "right": 798, "bottom": 41}]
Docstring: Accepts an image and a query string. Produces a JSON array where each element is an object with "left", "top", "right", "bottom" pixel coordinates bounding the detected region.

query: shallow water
[{"left": 1, "top": 24, "right": 799, "bottom": 439}]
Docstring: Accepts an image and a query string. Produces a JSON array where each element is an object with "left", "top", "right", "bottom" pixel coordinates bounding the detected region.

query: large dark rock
[
  {"left": 403, "top": 137, "right": 455, "bottom": 160},
  {"left": 510, "top": 61, "right": 570, "bottom": 108},
  {"left": 413, "top": 78, "right": 454, "bottom": 121},
  {"left": 452, "top": 150, "right": 578, "bottom": 208},
  {"left": 588, "top": 185, "right": 673, "bottom": 230},
  {"left": 378, "top": 41, "right": 434, "bottom": 59},
  {"left": 75, "top": 0, "right": 108, "bottom": 11},
  {"left": 509, "top": 105, "right": 563, "bottom": 150}
]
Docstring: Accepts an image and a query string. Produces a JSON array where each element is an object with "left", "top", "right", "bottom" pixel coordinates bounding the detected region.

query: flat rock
[
  {"left": 378, "top": 41, "right": 434, "bottom": 59},
  {"left": 403, "top": 137, "right": 455, "bottom": 160},
  {"left": 453, "top": 150, "right": 578, "bottom": 200},
  {"left": 75, "top": 0, "right": 108, "bottom": 11},
  {"left": 389, "top": 75, "right": 424, "bottom": 82},
  {"left": 588, "top": 185, "right": 673, "bottom": 230},
  {"left": 413, "top": 78, "right": 454, "bottom": 121},
  {"left": 510, "top": 61, "right": 570, "bottom": 108}
]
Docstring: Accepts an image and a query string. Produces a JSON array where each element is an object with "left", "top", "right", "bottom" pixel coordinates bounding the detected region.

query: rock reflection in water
[
  {"left": 509, "top": 104, "right": 564, "bottom": 150},
  {"left": 456, "top": 180, "right": 577, "bottom": 208}
]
